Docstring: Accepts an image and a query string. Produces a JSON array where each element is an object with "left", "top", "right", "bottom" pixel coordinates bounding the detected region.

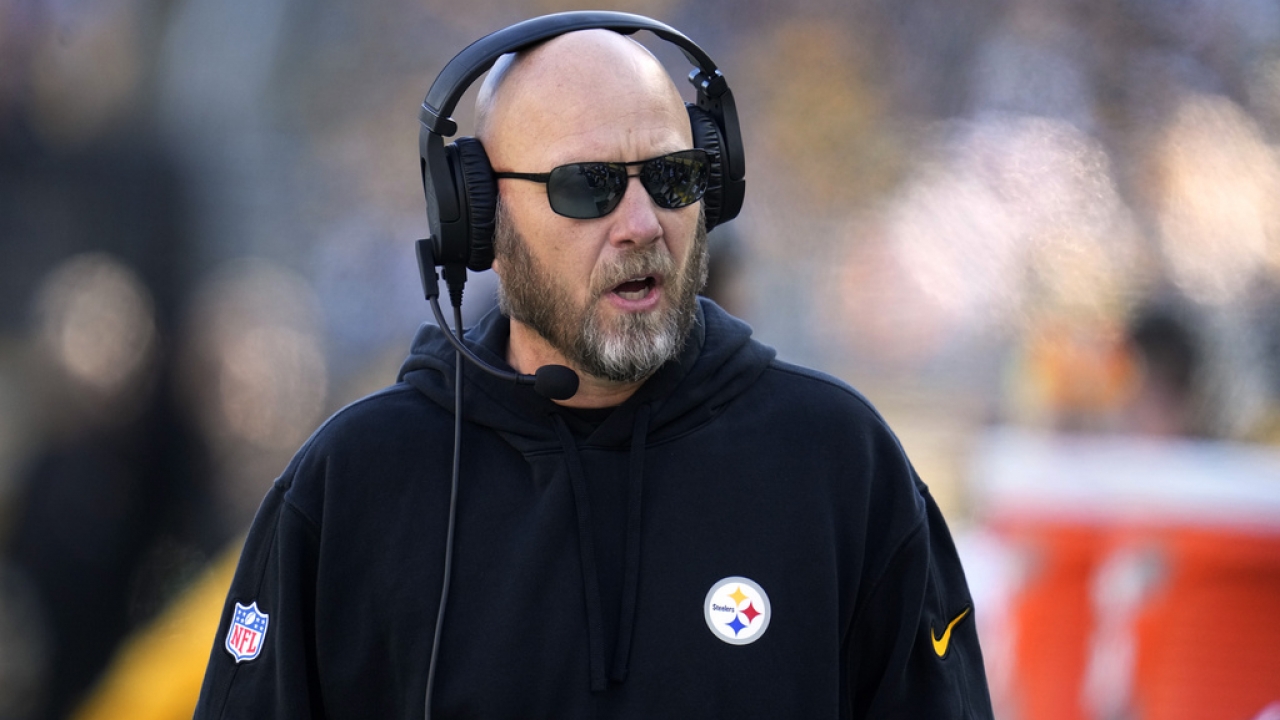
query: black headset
[{"left": 417, "top": 10, "right": 746, "bottom": 275}]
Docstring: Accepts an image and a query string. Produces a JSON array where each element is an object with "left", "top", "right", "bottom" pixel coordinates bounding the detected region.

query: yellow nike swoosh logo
[{"left": 931, "top": 606, "right": 971, "bottom": 658}]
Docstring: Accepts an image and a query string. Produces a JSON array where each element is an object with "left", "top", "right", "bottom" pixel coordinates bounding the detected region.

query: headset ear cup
[
  {"left": 687, "top": 104, "right": 724, "bottom": 231},
  {"left": 449, "top": 137, "right": 498, "bottom": 271}
]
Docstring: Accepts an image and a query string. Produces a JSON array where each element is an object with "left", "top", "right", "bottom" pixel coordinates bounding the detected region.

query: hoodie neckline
[{"left": 397, "top": 299, "right": 775, "bottom": 450}]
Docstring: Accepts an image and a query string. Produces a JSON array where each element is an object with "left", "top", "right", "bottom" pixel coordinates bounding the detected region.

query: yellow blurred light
[
  {"left": 216, "top": 326, "right": 327, "bottom": 451},
  {"left": 183, "top": 259, "right": 328, "bottom": 452},
  {"left": 887, "top": 169, "right": 1022, "bottom": 328},
  {"left": 34, "top": 252, "right": 157, "bottom": 397},
  {"left": 1154, "top": 93, "right": 1280, "bottom": 306},
  {"left": 873, "top": 115, "right": 1139, "bottom": 337}
]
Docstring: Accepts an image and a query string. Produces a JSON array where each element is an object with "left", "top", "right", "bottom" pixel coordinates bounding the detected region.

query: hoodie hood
[{"left": 396, "top": 297, "right": 775, "bottom": 448}]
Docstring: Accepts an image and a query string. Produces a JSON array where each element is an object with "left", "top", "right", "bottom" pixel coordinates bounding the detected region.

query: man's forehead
[
  {"left": 481, "top": 30, "right": 680, "bottom": 120},
  {"left": 478, "top": 29, "right": 689, "bottom": 162}
]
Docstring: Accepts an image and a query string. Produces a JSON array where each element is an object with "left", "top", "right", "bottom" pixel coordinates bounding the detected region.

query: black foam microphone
[
  {"left": 528, "top": 364, "right": 580, "bottom": 400},
  {"left": 416, "top": 239, "right": 580, "bottom": 401}
]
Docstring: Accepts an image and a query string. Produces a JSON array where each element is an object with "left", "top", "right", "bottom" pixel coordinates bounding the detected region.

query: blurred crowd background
[{"left": 2, "top": 0, "right": 1280, "bottom": 717}]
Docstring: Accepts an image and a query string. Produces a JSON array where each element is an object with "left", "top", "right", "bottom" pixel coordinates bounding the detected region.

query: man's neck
[{"left": 506, "top": 319, "right": 643, "bottom": 409}]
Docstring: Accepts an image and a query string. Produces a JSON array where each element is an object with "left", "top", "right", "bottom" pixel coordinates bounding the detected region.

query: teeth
[{"left": 615, "top": 276, "right": 652, "bottom": 301}]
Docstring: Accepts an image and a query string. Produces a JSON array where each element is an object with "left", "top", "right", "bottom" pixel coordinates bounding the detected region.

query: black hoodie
[{"left": 195, "top": 298, "right": 993, "bottom": 719}]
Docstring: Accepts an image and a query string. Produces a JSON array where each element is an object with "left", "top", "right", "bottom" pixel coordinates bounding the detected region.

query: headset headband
[{"left": 419, "top": 12, "right": 722, "bottom": 136}]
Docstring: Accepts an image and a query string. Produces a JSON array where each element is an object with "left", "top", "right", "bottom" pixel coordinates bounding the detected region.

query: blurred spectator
[
  {"left": 1120, "top": 303, "right": 1203, "bottom": 437},
  {"left": 1005, "top": 299, "right": 1210, "bottom": 439}
]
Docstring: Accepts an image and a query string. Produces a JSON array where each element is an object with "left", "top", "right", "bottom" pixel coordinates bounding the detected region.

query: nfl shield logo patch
[{"left": 225, "top": 601, "right": 269, "bottom": 663}]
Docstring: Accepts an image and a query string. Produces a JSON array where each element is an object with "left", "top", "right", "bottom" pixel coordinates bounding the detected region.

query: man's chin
[
  {"left": 577, "top": 304, "right": 686, "bottom": 383},
  {"left": 594, "top": 299, "right": 673, "bottom": 339}
]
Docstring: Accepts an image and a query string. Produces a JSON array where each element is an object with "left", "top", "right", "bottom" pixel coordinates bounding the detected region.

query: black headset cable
[{"left": 422, "top": 298, "right": 464, "bottom": 720}]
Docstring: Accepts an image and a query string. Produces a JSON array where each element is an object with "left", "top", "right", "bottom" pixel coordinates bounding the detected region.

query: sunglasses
[{"left": 493, "top": 149, "right": 710, "bottom": 220}]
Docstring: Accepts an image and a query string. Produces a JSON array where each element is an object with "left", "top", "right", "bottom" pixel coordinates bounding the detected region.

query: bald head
[{"left": 475, "top": 29, "right": 690, "bottom": 170}]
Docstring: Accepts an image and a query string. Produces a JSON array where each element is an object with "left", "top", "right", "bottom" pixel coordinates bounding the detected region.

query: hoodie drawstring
[
  {"left": 551, "top": 414, "right": 610, "bottom": 692},
  {"left": 550, "top": 404, "right": 651, "bottom": 692}
]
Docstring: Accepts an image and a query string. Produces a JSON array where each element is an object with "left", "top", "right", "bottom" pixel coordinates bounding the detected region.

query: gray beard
[{"left": 494, "top": 201, "right": 708, "bottom": 383}]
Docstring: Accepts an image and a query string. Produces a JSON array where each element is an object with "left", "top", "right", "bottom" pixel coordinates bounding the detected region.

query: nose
[{"left": 606, "top": 175, "right": 662, "bottom": 247}]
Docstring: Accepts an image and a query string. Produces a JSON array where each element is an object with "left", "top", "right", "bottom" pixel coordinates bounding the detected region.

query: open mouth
[{"left": 612, "top": 276, "right": 657, "bottom": 300}]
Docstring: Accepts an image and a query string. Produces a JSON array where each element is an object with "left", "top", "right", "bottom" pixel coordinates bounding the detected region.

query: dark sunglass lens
[
  {"left": 546, "top": 162, "right": 627, "bottom": 219},
  {"left": 639, "top": 151, "right": 709, "bottom": 209}
]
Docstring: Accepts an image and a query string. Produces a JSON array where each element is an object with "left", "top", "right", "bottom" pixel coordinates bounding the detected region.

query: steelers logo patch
[{"left": 704, "top": 576, "right": 771, "bottom": 645}]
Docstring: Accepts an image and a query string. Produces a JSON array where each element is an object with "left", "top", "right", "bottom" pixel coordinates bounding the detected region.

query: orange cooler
[{"left": 971, "top": 428, "right": 1280, "bottom": 720}]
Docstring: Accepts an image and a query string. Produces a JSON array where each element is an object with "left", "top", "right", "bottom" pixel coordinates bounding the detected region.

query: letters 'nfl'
[{"left": 224, "top": 601, "right": 269, "bottom": 663}]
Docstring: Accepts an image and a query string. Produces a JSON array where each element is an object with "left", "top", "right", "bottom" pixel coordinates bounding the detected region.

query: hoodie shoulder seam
[
  {"left": 761, "top": 359, "right": 924, "bottom": 466},
  {"left": 764, "top": 360, "right": 888, "bottom": 421},
  {"left": 274, "top": 383, "right": 423, "bottom": 532}
]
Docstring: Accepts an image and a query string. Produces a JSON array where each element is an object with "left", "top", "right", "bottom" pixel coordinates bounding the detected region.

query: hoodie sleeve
[
  {"left": 844, "top": 481, "right": 995, "bottom": 719},
  {"left": 193, "top": 469, "right": 323, "bottom": 719}
]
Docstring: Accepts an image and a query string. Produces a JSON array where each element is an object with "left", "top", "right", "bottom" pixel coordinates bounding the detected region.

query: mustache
[{"left": 592, "top": 247, "right": 677, "bottom": 295}]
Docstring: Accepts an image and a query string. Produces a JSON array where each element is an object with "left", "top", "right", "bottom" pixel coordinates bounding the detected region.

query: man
[{"left": 195, "top": 25, "right": 993, "bottom": 719}]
